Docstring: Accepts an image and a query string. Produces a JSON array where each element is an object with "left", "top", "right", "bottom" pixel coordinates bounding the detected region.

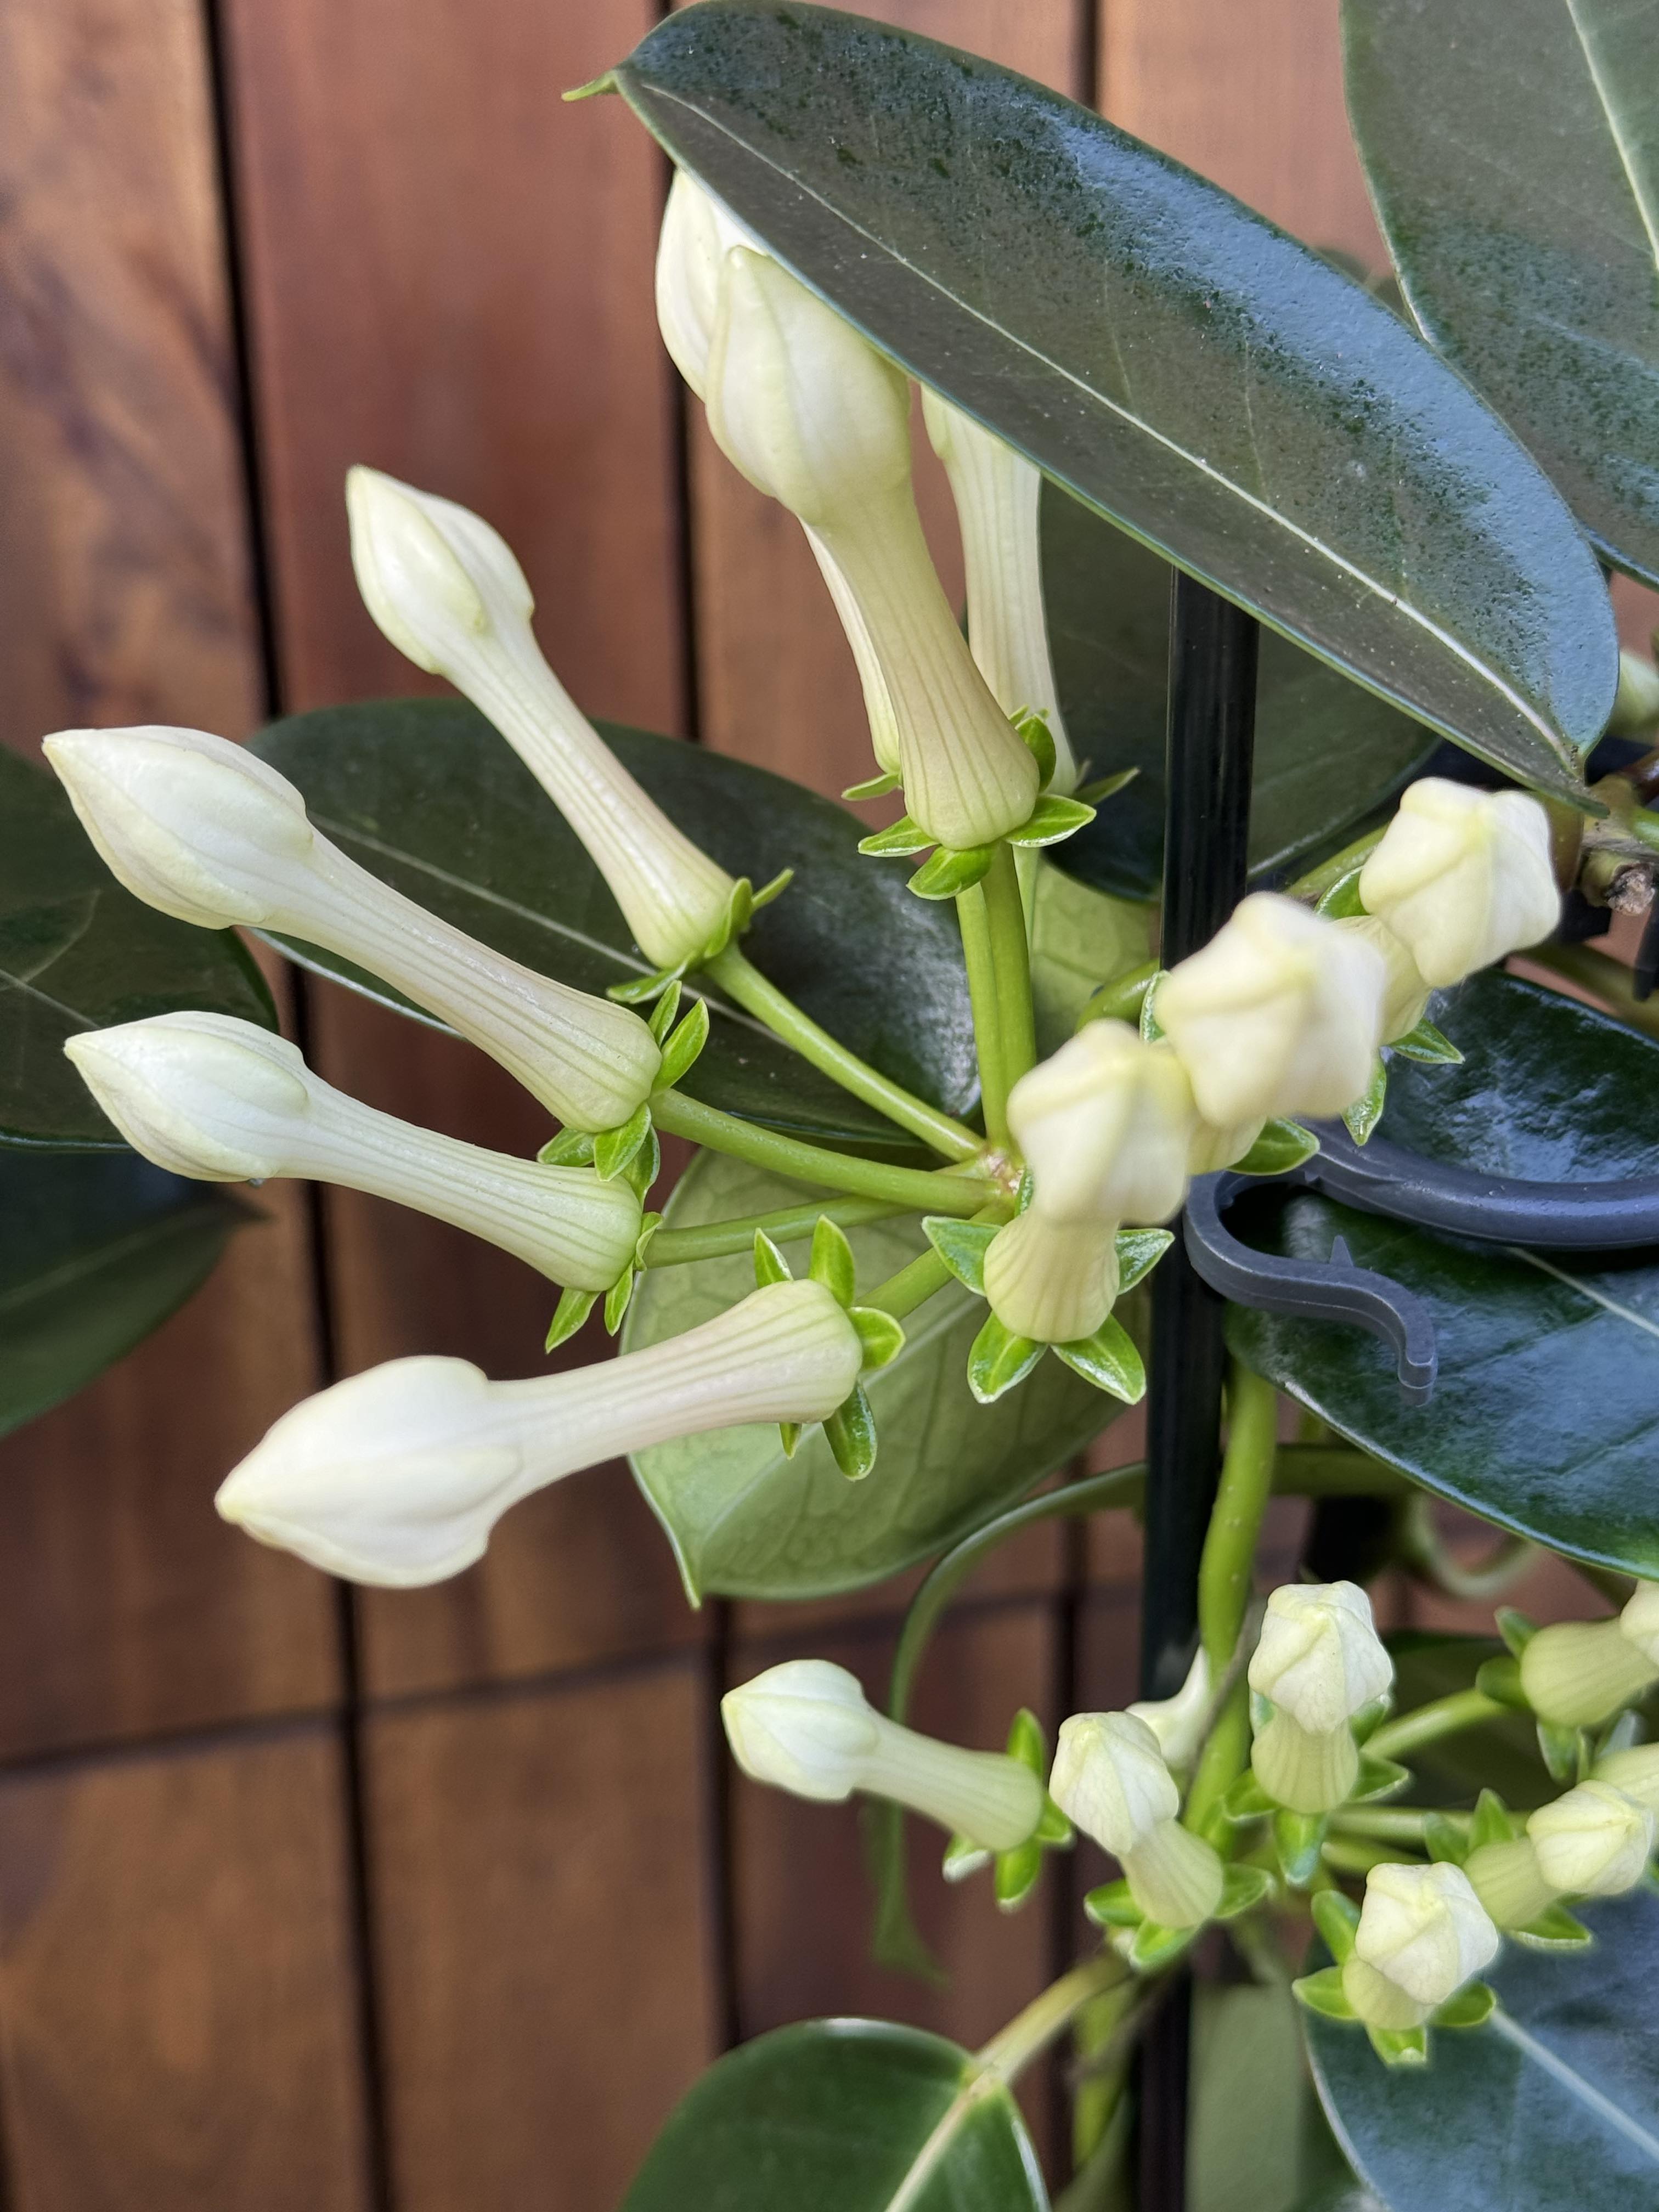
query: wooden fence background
[{"left": 0, "top": 3, "right": 1623, "bottom": 2206}]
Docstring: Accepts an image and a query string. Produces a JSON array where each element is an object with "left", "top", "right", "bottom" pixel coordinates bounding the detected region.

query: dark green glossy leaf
[
  {"left": 1345, "top": 0, "right": 1659, "bottom": 586},
  {"left": 611, "top": 2, "right": 1616, "bottom": 795},
  {"left": 623, "top": 1152, "right": 1121, "bottom": 1600},
  {"left": 0, "top": 1149, "right": 249, "bottom": 1438},
  {"left": 1308, "top": 1891, "right": 1659, "bottom": 2211},
  {"left": 1044, "top": 487, "right": 1436, "bottom": 901},
  {"left": 251, "top": 699, "right": 976, "bottom": 1158},
  {"left": 0, "top": 747, "right": 277, "bottom": 1149},
  {"left": 622, "top": 2018, "right": 1045, "bottom": 2212},
  {"left": 1227, "top": 974, "right": 1659, "bottom": 1575}
]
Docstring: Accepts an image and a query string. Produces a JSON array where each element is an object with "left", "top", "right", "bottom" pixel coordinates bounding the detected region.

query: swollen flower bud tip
[
  {"left": 347, "top": 469, "right": 734, "bottom": 972},
  {"left": 66, "top": 1013, "right": 641, "bottom": 1291},
  {"left": 1008, "top": 1024, "right": 1195, "bottom": 1227},
  {"left": 1248, "top": 1582, "right": 1392, "bottom": 1735},
  {"left": 1335, "top": 915, "right": 1432, "bottom": 1044},
  {"left": 654, "top": 168, "right": 757, "bottom": 401},
  {"left": 1050, "top": 1712, "right": 1177, "bottom": 1857},
  {"left": 983, "top": 1210, "right": 1119, "bottom": 1345},
  {"left": 43, "top": 723, "right": 661, "bottom": 1131},
  {"left": 1596, "top": 1742, "right": 1659, "bottom": 1816},
  {"left": 1346, "top": 1862, "right": 1498, "bottom": 2027},
  {"left": 217, "top": 1279, "right": 861, "bottom": 1585},
  {"left": 1156, "top": 894, "right": 1386, "bottom": 1125},
  {"left": 1358, "top": 778, "right": 1559, "bottom": 988},
  {"left": 722, "top": 1660, "right": 1043, "bottom": 1849},
  {"left": 1527, "top": 1781, "right": 1655, "bottom": 1896}
]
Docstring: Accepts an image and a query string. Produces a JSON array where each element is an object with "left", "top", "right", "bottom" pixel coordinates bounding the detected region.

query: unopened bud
[
  {"left": 217, "top": 1279, "right": 862, "bottom": 1585},
  {"left": 1520, "top": 1614, "right": 1659, "bottom": 1728},
  {"left": 1249, "top": 1582, "right": 1393, "bottom": 1734},
  {"left": 1622, "top": 1581, "right": 1659, "bottom": 1663},
  {"left": 1344, "top": 1861, "right": 1498, "bottom": 2028},
  {"left": 1156, "top": 894, "right": 1386, "bottom": 1125},
  {"left": 1335, "top": 914, "right": 1432, "bottom": 1043},
  {"left": 1527, "top": 1780, "right": 1655, "bottom": 1895},
  {"left": 1596, "top": 1742, "right": 1659, "bottom": 1816},
  {"left": 1463, "top": 1836, "right": 1558, "bottom": 1930},
  {"left": 1358, "top": 778, "right": 1559, "bottom": 988},
  {"left": 347, "top": 467, "right": 734, "bottom": 972},
  {"left": 983, "top": 1209, "right": 1119, "bottom": 1345},
  {"left": 722, "top": 1659, "right": 1043, "bottom": 1849},
  {"left": 1051, "top": 1712, "right": 1222, "bottom": 1927},
  {"left": 1250, "top": 1712, "right": 1359, "bottom": 1815},
  {"left": 1008, "top": 1023, "right": 1195, "bottom": 1228},
  {"left": 654, "top": 167, "right": 757, "bottom": 401},
  {"left": 43, "top": 725, "right": 660, "bottom": 1131},
  {"left": 1127, "top": 1649, "right": 1211, "bottom": 1773},
  {"left": 66, "top": 1013, "right": 641, "bottom": 1291}
]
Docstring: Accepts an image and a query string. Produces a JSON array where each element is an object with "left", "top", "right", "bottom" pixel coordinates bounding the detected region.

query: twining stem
[
  {"left": 1331, "top": 1806, "right": 1466, "bottom": 1843},
  {"left": 976, "top": 1955, "right": 1131, "bottom": 2086},
  {"left": 1087, "top": 959, "right": 1158, "bottom": 1027},
  {"left": 1366, "top": 1688, "right": 1507, "bottom": 1763},
  {"left": 1399, "top": 1496, "right": 1540, "bottom": 1601},
  {"left": 703, "top": 945, "right": 982, "bottom": 1161},
  {"left": 956, "top": 878, "right": 1007, "bottom": 1144},
  {"left": 981, "top": 842, "right": 1038, "bottom": 1098},
  {"left": 644, "top": 1194, "right": 906, "bottom": 1268},
  {"left": 1322, "top": 1835, "right": 1407, "bottom": 1875},
  {"left": 650, "top": 1089, "right": 992, "bottom": 1216},
  {"left": 1185, "top": 1363, "right": 1279, "bottom": 1835}
]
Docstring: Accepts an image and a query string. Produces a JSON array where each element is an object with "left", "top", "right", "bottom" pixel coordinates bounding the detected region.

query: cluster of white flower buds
[{"left": 1051, "top": 1709, "right": 1227, "bottom": 1931}]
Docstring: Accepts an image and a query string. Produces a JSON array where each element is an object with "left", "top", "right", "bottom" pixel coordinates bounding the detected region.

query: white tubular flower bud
[
  {"left": 1156, "top": 894, "right": 1387, "bottom": 1125},
  {"left": 706, "top": 249, "right": 1039, "bottom": 850},
  {"left": 1249, "top": 1582, "right": 1393, "bottom": 1735},
  {"left": 721, "top": 1659, "right": 1043, "bottom": 1850},
  {"left": 1051, "top": 1711, "right": 1222, "bottom": 1928},
  {"left": 921, "top": 388, "right": 1078, "bottom": 792},
  {"left": 1621, "top": 1581, "right": 1659, "bottom": 1663},
  {"left": 983, "top": 1209, "right": 1119, "bottom": 1345},
  {"left": 654, "top": 167, "right": 757, "bottom": 400},
  {"left": 1335, "top": 914, "right": 1432, "bottom": 1043},
  {"left": 346, "top": 467, "right": 734, "bottom": 972},
  {"left": 1127, "top": 1649, "right": 1212, "bottom": 1773},
  {"left": 1250, "top": 1713, "right": 1359, "bottom": 1815},
  {"left": 1527, "top": 1781, "right": 1656, "bottom": 1896},
  {"left": 1596, "top": 1742, "right": 1659, "bottom": 1816},
  {"left": 1008, "top": 1023, "right": 1195, "bottom": 1228},
  {"left": 65, "top": 1013, "right": 641, "bottom": 1292},
  {"left": 1463, "top": 1836, "right": 1559, "bottom": 1931},
  {"left": 43, "top": 726, "right": 660, "bottom": 1131},
  {"left": 1520, "top": 1615, "right": 1659, "bottom": 1728},
  {"left": 1187, "top": 1116, "right": 1265, "bottom": 1175},
  {"left": 217, "top": 1280, "right": 862, "bottom": 1585},
  {"left": 1344, "top": 1862, "right": 1498, "bottom": 2029},
  {"left": 1357, "top": 778, "right": 1560, "bottom": 988}
]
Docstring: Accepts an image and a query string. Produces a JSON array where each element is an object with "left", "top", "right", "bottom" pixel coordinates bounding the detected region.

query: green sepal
[
  {"left": 1433, "top": 1982, "right": 1494, "bottom": 2029},
  {"left": 1352, "top": 1753, "right": 1412, "bottom": 1804},
  {"left": 842, "top": 769, "right": 902, "bottom": 802},
  {"left": 824, "top": 1382, "right": 877, "bottom": 1480},
  {"left": 1367, "top": 2025, "right": 1429, "bottom": 2067},
  {"left": 1470, "top": 1788, "right": 1520, "bottom": 1850},
  {"left": 1006, "top": 1707, "right": 1047, "bottom": 1778},
  {"left": 1314, "top": 866, "right": 1368, "bottom": 919},
  {"left": 633, "top": 1212, "right": 663, "bottom": 1271},
  {"left": 777, "top": 1421, "right": 802, "bottom": 1460},
  {"left": 1514, "top": 1903, "right": 1594, "bottom": 1950},
  {"left": 1292, "top": 1966, "right": 1355, "bottom": 2021},
  {"left": 1233, "top": 1119, "right": 1322, "bottom": 1176},
  {"left": 1012, "top": 708, "right": 1057, "bottom": 789},
  {"left": 857, "top": 815, "right": 933, "bottom": 857},
  {"left": 967, "top": 1312, "right": 1045, "bottom": 1403},
  {"left": 850, "top": 1306, "right": 906, "bottom": 1370},
  {"left": 622, "top": 1124, "right": 661, "bottom": 1200},
  {"left": 1034, "top": 1796, "right": 1073, "bottom": 1847},
  {"left": 1496, "top": 1607, "right": 1538, "bottom": 1658},
  {"left": 657, "top": 997, "right": 711, "bottom": 1088},
  {"left": 1130, "top": 1920, "right": 1199, "bottom": 1973},
  {"left": 603, "top": 1267, "right": 636, "bottom": 1336},
  {"left": 808, "top": 1215, "right": 857, "bottom": 1306},
  {"left": 1537, "top": 1718, "right": 1584, "bottom": 1784},
  {"left": 1423, "top": 1813, "right": 1471, "bottom": 1865},
  {"left": 646, "top": 979, "right": 683, "bottom": 1040},
  {"left": 1014, "top": 1167, "right": 1035, "bottom": 1215},
  {"left": 753, "top": 1230, "right": 793, "bottom": 1288},
  {"left": 749, "top": 867, "right": 793, "bottom": 915},
  {"left": 1273, "top": 1809, "right": 1329, "bottom": 1888},
  {"left": 1351, "top": 1695, "right": 1392, "bottom": 1746},
  {"left": 608, "top": 958, "right": 688, "bottom": 1006},
  {"left": 1475, "top": 1654, "right": 1528, "bottom": 1710},
  {"left": 1072, "top": 766, "right": 1139, "bottom": 808},
  {"left": 923, "top": 1215, "right": 998, "bottom": 1293},
  {"left": 698, "top": 873, "right": 786, "bottom": 965},
  {"left": 1139, "top": 972, "right": 1170, "bottom": 1043},
  {"left": 1003, "top": 795, "right": 1097, "bottom": 848},
  {"left": 544, "top": 1286, "right": 597, "bottom": 1352},
  {"left": 1215, "top": 1864, "right": 1273, "bottom": 1920},
  {"left": 1052, "top": 1317, "right": 1146, "bottom": 1403},
  {"left": 1312, "top": 1888, "right": 1361, "bottom": 1962},
  {"left": 1342, "top": 1056, "right": 1387, "bottom": 1145},
  {"left": 1083, "top": 1880, "right": 1142, "bottom": 1929},
  {"left": 993, "top": 1838, "right": 1044, "bottom": 1911},
  {"left": 909, "top": 844, "right": 995, "bottom": 899},
  {"left": 1390, "top": 1016, "right": 1464, "bottom": 1065},
  {"left": 538, "top": 1126, "right": 596, "bottom": 1167},
  {"left": 942, "top": 1834, "right": 992, "bottom": 1883},
  {"left": 594, "top": 1102, "right": 651, "bottom": 1181},
  {"left": 1114, "top": 1227, "right": 1173, "bottom": 1293},
  {"left": 1220, "top": 1771, "right": 1275, "bottom": 1824}
]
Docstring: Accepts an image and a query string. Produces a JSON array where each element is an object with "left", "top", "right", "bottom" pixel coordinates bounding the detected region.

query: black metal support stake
[{"left": 1135, "top": 573, "right": 1259, "bottom": 2212}]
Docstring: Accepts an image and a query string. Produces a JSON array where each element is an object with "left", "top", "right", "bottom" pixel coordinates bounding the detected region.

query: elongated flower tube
[
  {"left": 1520, "top": 1583, "right": 1659, "bottom": 1727},
  {"left": 217, "top": 1280, "right": 862, "bottom": 1585},
  {"left": 1596, "top": 1742, "right": 1659, "bottom": 1816},
  {"left": 1009, "top": 1022, "right": 1195, "bottom": 1228},
  {"left": 1051, "top": 1711, "right": 1224, "bottom": 1929},
  {"left": 346, "top": 467, "right": 735, "bottom": 972},
  {"left": 1358, "top": 778, "right": 1559, "bottom": 988},
  {"left": 1342, "top": 1863, "right": 1498, "bottom": 2030},
  {"left": 1127, "top": 1649, "right": 1212, "bottom": 1774},
  {"left": 1156, "top": 894, "right": 1387, "bottom": 1125},
  {"left": 66, "top": 1013, "right": 641, "bottom": 1291},
  {"left": 1527, "top": 1780, "right": 1655, "bottom": 1895},
  {"left": 723, "top": 1661, "right": 1043, "bottom": 1849},
  {"left": 43, "top": 725, "right": 660, "bottom": 1130},
  {"left": 1335, "top": 915, "right": 1432, "bottom": 1044},
  {"left": 983, "top": 1210, "right": 1119, "bottom": 1345},
  {"left": 706, "top": 249, "right": 1039, "bottom": 849},
  {"left": 1462, "top": 1836, "right": 1559, "bottom": 1931},
  {"left": 1249, "top": 1581, "right": 1393, "bottom": 1814},
  {"left": 921, "top": 388, "right": 1077, "bottom": 792}
]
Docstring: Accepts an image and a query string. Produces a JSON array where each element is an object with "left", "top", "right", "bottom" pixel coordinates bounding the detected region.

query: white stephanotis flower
[
  {"left": 1358, "top": 778, "right": 1560, "bottom": 988},
  {"left": 1051, "top": 1710, "right": 1224, "bottom": 1930},
  {"left": 43, "top": 724, "right": 660, "bottom": 1132},
  {"left": 1527, "top": 1780, "right": 1656, "bottom": 1896},
  {"left": 1343, "top": 1861, "right": 1498, "bottom": 2030},
  {"left": 982, "top": 1209, "right": 1119, "bottom": 1345},
  {"left": 346, "top": 466, "right": 736, "bottom": 973},
  {"left": 721, "top": 1659, "right": 1043, "bottom": 1850},
  {"left": 1248, "top": 1581, "right": 1393, "bottom": 1814},
  {"left": 65, "top": 1012, "right": 641, "bottom": 1291},
  {"left": 216, "top": 1280, "right": 863, "bottom": 1585},
  {"left": 1008, "top": 1021, "right": 1195, "bottom": 1228}
]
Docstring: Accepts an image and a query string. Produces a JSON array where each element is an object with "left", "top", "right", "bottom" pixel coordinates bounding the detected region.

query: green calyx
[
  {"left": 606, "top": 874, "right": 793, "bottom": 1005},
  {"left": 926, "top": 1219, "right": 1163, "bottom": 1404},
  {"left": 943, "top": 1709, "right": 1074, "bottom": 1912},
  {"left": 1343, "top": 1055, "right": 1389, "bottom": 1145},
  {"left": 752, "top": 1216, "right": 906, "bottom": 1479}
]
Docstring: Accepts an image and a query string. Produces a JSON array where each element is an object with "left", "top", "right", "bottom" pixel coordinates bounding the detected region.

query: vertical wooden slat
[{"left": 0, "top": 1733, "right": 371, "bottom": 2211}]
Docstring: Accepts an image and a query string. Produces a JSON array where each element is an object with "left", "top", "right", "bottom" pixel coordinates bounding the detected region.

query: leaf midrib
[
  {"left": 1490, "top": 2003, "right": 1659, "bottom": 2163},
  {"left": 0, "top": 1201, "right": 222, "bottom": 1314},
  {"left": 1562, "top": 0, "right": 1659, "bottom": 267}
]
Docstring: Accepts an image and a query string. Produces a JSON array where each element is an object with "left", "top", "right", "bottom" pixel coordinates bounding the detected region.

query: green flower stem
[
  {"left": 703, "top": 945, "right": 982, "bottom": 1161},
  {"left": 982, "top": 841, "right": 1038, "bottom": 1098},
  {"left": 644, "top": 1195, "right": 906, "bottom": 1269},
  {"left": 859, "top": 1249, "right": 954, "bottom": 1321},
  {"left": 650, "top": 1089, "right": 992, "bottom": 1216},
  {"left": 1088, "top": 959, "right": 1158, "bottom": 1026},
  {"left": 1365, "top": 1688, "right": 1508, "bottom": 1763},
  {"left": 1322, "top": 1834, "right": 1410, "bottom": 1876},
  {"left": 956, "top": 878, "right": 1008, "bottom": 1145},
  {"left": 977, "top": 1955, "right": 1131, "bottom": 2086},
  {"left": 1185, "top": 1362, "right": 1280, "bottom": 1836},
  {"left": 1331, "top": 1806, "right": 1466, "bottom": 1843},
  {"left": 1285, "top": 826, "right": 1386, "bottom": 904}
]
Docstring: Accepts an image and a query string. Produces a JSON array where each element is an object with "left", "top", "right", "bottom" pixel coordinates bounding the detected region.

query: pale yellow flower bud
[
  {"left": 1335, "top": 914, "right": 1432, "bottom": 1043},
  {"left": 1621, "top": 1581, "right": 1659, "bottom": 1664},
  {"left": 1008, "top": 1023, "right": 1195, "bottom": 1227},
  {"left": 1250, "top": 1711, "right": 1359, "bottom": 1815},
  {"left": 1345, "top": 1861, "right": 1498, "bottom": 2027},
  {"left": 654, "top": 167, "right": 757, "bottom": 401},
  {"left": 1051, "top": 1711, "right": 1222, "bottom": 1928},
  {"left": 1126, "top": 1649, "right": 1211, "bottom": 1773},
  {"left": 1609, "top": 648, "right": 1659, "bottom": 737},
  {"left": 1463, "top": 1836, "right": 1558, "bottom": 1930},
  {"left": 982, "top": 1209, "right": 1119, "bottom": 1345},
  {"left": 1527, "top": 1781, "right": 1656, "bottom": 1896},
  {"left": 1520, "top": 1616, "right": 1659, "bottom": 1729},
  {"left": 1595, "top": 1742, "right": 1659, "bottom": 1816},
  {"left": 1186, "top": 1115, "right": 1266, "bottom": 1175},
  {"left": 1248, "top": 1582, "right": 1393, "bottom": 1735},
  {"left": 1358, "top": 778, "right": 1559, "bottom": 988}
]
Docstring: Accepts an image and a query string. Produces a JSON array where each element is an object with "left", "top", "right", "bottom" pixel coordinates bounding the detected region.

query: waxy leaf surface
[
  {"left": 1345, "top": 0, "right": 1659, "bottom": 586},
  {"left": 612, "top": 1, "right": 1615, "bottom": 795}
]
